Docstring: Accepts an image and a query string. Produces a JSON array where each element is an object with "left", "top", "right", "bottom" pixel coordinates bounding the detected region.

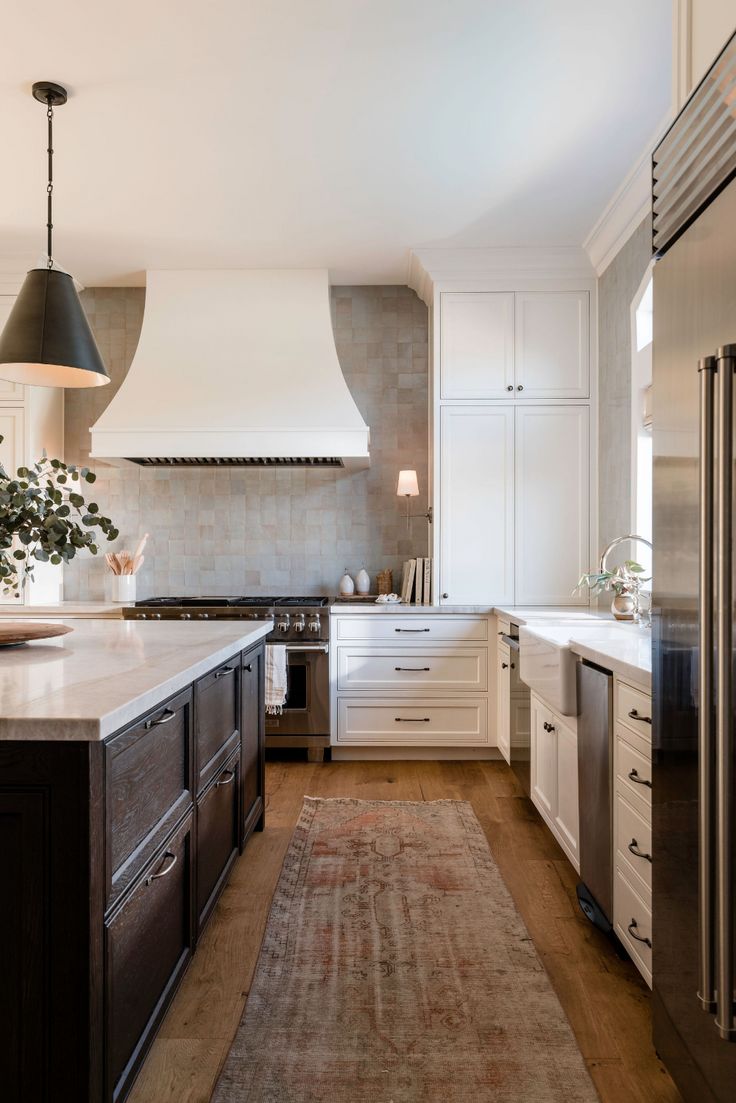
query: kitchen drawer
[
  {"left": 615, "top": 789, "right": 652, "bottom": 896},
  {"left": 197, "top": 750, "right": 240, "bottom": 933},
  {"left": 241, "top": 642, "right": 265, "bottom": 843},
  {"left": 336, "top": 697, "right": 488, "bottom": 745},
  {"left": 615, "top": 730, "right": 652, "bottom": 808},
  {"left": 105, "top": 812, "right": 193, "bottom": 1101},
  {"left": 195, "top": 656, "right": 240, "bottom": 791},
  {"left": 334, "top": 615, "right": 488, "bottom": 643},
  {"left": 614, "top": 867, "right": 652, "bottom": 987},
  {"left": 615, "top": 680, "right": 653, "bottom": 741},
  {"left": 106, "top": 687, "right": 193, "bottom": 909},
  {"left": 337, "top": 646, "right": 487, "bottom": 694}
]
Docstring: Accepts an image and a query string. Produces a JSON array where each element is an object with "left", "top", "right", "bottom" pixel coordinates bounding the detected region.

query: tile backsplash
[{"left": 63, "top": 285, "right": 428, "bottom": 599}]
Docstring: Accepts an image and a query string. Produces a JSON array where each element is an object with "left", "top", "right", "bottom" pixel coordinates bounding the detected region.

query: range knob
[
  {"left": 277, "top": 615, "right": 290, "bottom": 632},
  {"left": 293, "top": 614, "right": 305, "bottom": 632},
  {"left": 139, "top": 613, "right": 148, "bottom": 619},
  {"left": 152, "top": 613, "right": 162, "bottom": 619},
  {"left": 308, "top": 616, "right": 321, "bottom": 633},
  {"left": 198, "top": 613, "right": 210, "bottom": 619},
  {"left": 179, "top": 613, "right": 191, "bottom": 619}
]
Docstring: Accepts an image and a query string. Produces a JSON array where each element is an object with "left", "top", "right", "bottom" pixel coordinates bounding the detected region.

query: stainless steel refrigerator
[{"left": 652, "top": 29, "right": 736, "bottom": 1102}]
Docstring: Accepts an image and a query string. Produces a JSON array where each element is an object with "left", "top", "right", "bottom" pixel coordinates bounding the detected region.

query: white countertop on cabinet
[
  {"left": 492, "top": 605, "right": 610, "bottom": 624},
  {"left": 0, "top": 601, "right": 126, "bottom": 618},
  {"left": 0, "top": 619, "right": 272, "bottom": 741},
  {"left": 570, "top": 633, "right": 652, "bottom": 690},
  {"left": 331, "top": 603, "right": 496, "bottom": 614}
]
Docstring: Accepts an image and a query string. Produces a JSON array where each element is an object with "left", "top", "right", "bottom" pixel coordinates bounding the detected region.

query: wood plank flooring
[{"left": 128, "top": 760, "right": 682, "bottom": 1103}]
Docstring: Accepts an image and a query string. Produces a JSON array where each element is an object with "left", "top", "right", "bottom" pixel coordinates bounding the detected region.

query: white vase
[
  {"left": 355, "top": 568, "right": 370, "bottom": 595},
  {"left": 111, "top": 575, "right": 137, "bottom": 603},
  {"left": 339, "top": 571, "right": 355, "bottom": 596}
]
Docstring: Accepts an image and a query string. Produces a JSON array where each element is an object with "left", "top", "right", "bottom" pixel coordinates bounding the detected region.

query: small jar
[
  {"left": 355, "top": 568, "right": 370, "bottom": 595},
  {"left": 111, "top": 575, "right": 137, "bottom": 603}
]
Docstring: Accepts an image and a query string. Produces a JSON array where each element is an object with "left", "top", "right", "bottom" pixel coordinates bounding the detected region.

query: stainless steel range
[{"left": 123, "top": 597, "right": 331, "bottom": 760}]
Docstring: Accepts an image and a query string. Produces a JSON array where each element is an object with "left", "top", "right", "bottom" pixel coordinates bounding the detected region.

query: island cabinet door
[
  {"left": 105, "top": 812, "right": 193, "bottom": 1103},
  {"left": 241, "top": 641, "right": 265, "bottom": 843},
  {"left": 196, "top": 750, "right": 240, "bottom": 934},
  {"left": 194, "top": 655, "right": 240, "bottom": 793}
]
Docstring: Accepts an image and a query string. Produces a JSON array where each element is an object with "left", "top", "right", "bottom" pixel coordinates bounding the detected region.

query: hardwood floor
[{"left": 128, "top": 759, "right": 682, "bottom": 1103}]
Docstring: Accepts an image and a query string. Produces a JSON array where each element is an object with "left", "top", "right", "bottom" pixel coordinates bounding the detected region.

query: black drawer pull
[
  {"left": 395, "top": 666, "right": 430, "bottom": 672},
  {"left": 145, "top": 707, "right": 176, "bottom": 729},
  {"left": 395, "top": 627, "right": 430, "bottom": 633},
  {"left": 215, "top": 666, "right": 235, "bottom": 679},
  {"left": 628, "top": 768, "right": 652, "bottom": 789},
  {"left": 628, "top": 838, "right": 653, "bottom": 863},
  {"left": 627, "top": 918, "right": 652, "bottom": 948},
  {"left": 628, "top": 707, "right": 652, "bottom": 724},
  {"left": 145, "top": 850, "right": 177, "bottom": 886},
  {"left": 395, "top": 717, "right": 430, "bottom": 722},
  {"left": 244, "top": 663, "right": 252, "bottom": 672},
  {"left": 501, "top": 662, "right": 509, "bottom": 669},
  {"left": 543, "top": 721, "right": 556, "bottom": 733},
  {"left": 216, "top": 768, "right": 236, "bottom": 787}
]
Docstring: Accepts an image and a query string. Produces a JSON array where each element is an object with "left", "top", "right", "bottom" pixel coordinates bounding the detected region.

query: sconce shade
[
  {"left": 397, "top": 469, "right": 420, "bottom": 497},
  {"left": 0, "top": 268, "right": 110, "bottom": 388}
]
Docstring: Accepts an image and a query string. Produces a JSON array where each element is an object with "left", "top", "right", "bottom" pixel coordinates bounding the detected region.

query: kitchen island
[{"left": 0, "top": 619, "right": 270, "bottom": 1103}]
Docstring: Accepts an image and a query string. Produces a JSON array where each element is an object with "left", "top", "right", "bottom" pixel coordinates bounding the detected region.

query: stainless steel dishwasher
[{"left": 576, "top": 659, "right": 614, "bottom": 931}]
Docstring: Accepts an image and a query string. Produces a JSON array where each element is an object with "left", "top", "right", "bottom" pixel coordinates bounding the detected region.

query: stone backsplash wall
[{"left": 63, "top": 285, "right": 428, "bottom": 600}]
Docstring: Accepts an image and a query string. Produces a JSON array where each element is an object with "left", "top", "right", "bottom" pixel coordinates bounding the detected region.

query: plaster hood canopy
[{"left": 89, "top": 269, "right": 370, "bottom": 469}]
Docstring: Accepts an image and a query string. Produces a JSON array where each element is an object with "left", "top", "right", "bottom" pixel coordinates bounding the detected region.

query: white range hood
[{"left": 89, "top": 269, "right": 370, "bottom": 468}]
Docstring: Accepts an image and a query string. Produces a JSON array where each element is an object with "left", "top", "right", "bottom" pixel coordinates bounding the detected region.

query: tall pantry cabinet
[{"left": 409, "top": 256, "right": 597, "bottom": 608}]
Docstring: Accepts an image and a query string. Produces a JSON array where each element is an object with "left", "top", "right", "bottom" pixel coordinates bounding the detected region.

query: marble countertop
[
  {"left": 492, "top": 605, "right": 609, "bottom": 624},
  {"left": 0, "top": 618, "right": 272, "bottom": 742},
  {"left": 0, "top": 601, "right": 125, "bottom": 618},
  {"left": 570, "top": 633, "right": 652, "bottom": 689},
  {"left": 331, "top": 602, "right": 498, "bottom": 614}
]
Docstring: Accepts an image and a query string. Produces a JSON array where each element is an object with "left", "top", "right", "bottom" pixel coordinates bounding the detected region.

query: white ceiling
[{"left": 0, "top": 1, "right": 672, "bottom": 286}]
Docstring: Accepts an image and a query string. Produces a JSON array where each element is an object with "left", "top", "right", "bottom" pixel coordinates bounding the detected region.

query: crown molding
[{"left": 408, "top": 246, "right": 594, "bottom": 303}]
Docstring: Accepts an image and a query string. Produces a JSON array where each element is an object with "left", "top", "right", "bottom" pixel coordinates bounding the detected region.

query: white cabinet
[
  {"left": 530, "top": 692, "right": 579, "bottom": 870},
  {"left": 440, "top": 405, "right": 589, "bottom": 606},
  {"left": 439, "top": 406, "right": 514, "bottom": 605},
  {"left": 440, "top": 293, "right": 514, "bottom": 399},
  {"left": 514, "top": 291, "right": 589, "bottom": 399},
  {"left": 496, "top": 640, "right": 511, "bottom": 764},
  {"left": 515, "top": 406, "right": 590, "bottom": 605}
]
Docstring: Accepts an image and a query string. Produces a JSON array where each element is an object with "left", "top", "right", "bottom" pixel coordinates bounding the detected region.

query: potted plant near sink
[{"left": 575, "top": 560, "right": 648, "bottom": 621}]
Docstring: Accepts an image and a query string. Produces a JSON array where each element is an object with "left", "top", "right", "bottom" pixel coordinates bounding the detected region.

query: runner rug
[{"left": 213, "top": 798, "right": 598, "bottom": 1102}]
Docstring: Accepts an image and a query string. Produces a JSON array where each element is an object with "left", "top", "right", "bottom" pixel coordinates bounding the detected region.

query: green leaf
[{"left": 85, "top": 472, "right": 96, "bottom": 483}]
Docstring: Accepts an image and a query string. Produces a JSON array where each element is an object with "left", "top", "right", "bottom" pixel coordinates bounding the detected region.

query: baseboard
[{"left": 330, "top": 747, "right": 501, "bottom": 761}]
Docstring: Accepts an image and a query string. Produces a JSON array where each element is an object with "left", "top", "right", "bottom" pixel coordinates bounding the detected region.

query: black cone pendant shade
[
  {"left": 0, "top": 268, "right": 109, "bottom": 388},
  {"left": 0, "top": 81, "right": 110, "bottom": 389}
]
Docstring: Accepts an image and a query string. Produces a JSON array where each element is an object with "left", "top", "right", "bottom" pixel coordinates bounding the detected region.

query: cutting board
[{"left": 0, "top": 622, "right": 73, "bottom": 647}]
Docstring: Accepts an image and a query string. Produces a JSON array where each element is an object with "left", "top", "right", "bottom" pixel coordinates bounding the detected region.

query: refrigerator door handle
[
  {"left": 698, "top": 355, "right": 718, "bottom": 1013},
  {"left": 715, "top": 345, "right": 736, "bottom": 1041}
]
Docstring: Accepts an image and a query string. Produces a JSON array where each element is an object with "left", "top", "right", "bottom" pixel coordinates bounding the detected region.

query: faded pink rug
[{"left": 213, "top": 798, "right": 598, "bottom": 1102}]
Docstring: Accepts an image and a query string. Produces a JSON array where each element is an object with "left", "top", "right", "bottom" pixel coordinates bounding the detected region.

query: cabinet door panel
[
  {"left": 440, "top": 292, "right": 514, "bottom": 399},
  {"left": 195, "top": 658, "right": 240, "bottom": 792},
  {"left": 440, "top": 406, "right": 514, "bottom": 605},
  {"left": 497, "top": 643, "right": 511, "bottom": 762},
  {"left": 515, "top": 406, "right": 589, "bottom": 605},
  {"left": 531, "top": 698, "right": 556, "bottom": 819},
  {"left": 515, "top": 291, "right": 589, "bottom": 398},
  {"left": 197, "top": 752, "right": 239, "bottom": 933},
  {"left": 555, "top": 720, "right": 580, "bottom": 869},
  {"left": 241, "top": 642, "right": 265, "bottom": 841}
]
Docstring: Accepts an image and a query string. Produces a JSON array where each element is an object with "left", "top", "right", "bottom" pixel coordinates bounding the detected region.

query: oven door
[{"left": 265, "top": 645, "right": 330, "bottom": 737}]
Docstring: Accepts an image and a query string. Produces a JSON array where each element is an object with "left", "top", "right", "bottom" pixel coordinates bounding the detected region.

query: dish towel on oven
[{"left": 265, "top": 644, "right": 288, "bottom": 715}]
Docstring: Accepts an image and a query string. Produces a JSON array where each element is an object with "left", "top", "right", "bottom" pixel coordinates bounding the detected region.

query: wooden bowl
[{"left": 0, "top": 622, "right": 73, "bottom": 648}]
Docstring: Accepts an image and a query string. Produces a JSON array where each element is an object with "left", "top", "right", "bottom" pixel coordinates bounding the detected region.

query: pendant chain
[{"left": 46, "top": 96, "right": 53, "bottom": 268}]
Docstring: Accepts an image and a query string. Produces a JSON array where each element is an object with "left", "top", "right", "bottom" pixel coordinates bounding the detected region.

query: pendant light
[{"left": 0, "top": 81, "right": 109, "bottom": 388}]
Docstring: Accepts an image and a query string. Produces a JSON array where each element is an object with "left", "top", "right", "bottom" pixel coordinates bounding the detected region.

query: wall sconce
[{"left": 397, "top": 469, "right": 433, "bottom": 530}]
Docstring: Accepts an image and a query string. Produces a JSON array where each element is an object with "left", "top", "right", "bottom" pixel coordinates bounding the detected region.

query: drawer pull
[
  {"left": 628, "top": 838, "right": 653, "bottom": 863},
  {"left": 395, "top": 627, "right": 430, "bottom": 633},
  {"left": 543, "top": 721, "right": 556, "bottom": 733},
  {"left": 244, "top": 663, "right": 252, "bottom": 672},
  {"left": 628, "top": 707, "right": 652, "bottom": 725},
  {"left": 215, "top": 666, "right": 236, "bottom": 679},
  {"left": 216, "top": 768, "right": 236, "bottom": 787},
  {"left": 395, "top": 717, "right": 430, "bottom": 722},
  {"left": 627, "top": 918, "right": 652, "bottom": 948},
  {"left": 145, "top": 707, "right": 176, "bottom": 729},
  {"left": 628, "top": 768, "right": 652, "bottom": 789},
  {"left": 501, "top": 662, "right": 509, "bottom": 669},
  {"left": 145, "top": 850, "right": 177, "bottom": 886},
  {"left": 395, "top": 666, "right": 430, "bottom": 672}
]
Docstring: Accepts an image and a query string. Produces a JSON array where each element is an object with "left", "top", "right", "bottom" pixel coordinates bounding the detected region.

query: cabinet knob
[
  {"left": 442, "top": 592, "right": 448, "bottom": 599},
  {"left": 501, "top": 662, "right": 509, "bottom": 669},
  {"left": 244, "top": 663, "right": 252, "bottom": 672},
  {"left": 517, "top": 384, "right": 524, "bottom": 392},
  {"left": 506, "top": 384, "right": 513, "bottom": 391}
]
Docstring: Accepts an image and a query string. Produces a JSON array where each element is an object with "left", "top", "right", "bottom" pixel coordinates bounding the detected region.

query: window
[{"left": 630, "top": 268, "right": 653, "bottom": 580}]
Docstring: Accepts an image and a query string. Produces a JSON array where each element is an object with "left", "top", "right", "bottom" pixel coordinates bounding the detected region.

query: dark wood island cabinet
[{"left": 0, "top": 636, "right": 266, "bottom": 1103}]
